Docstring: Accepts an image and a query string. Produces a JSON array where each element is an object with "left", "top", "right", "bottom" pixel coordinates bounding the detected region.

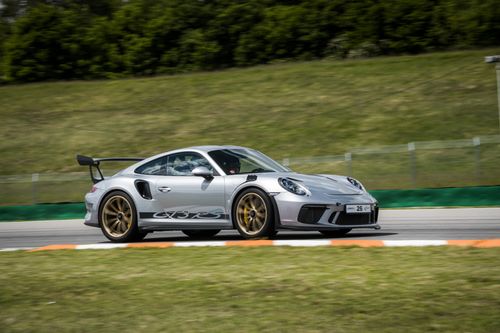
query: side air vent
[
  {"left": 246, "top": 175, "right": 257, "bottom": 182},
  {"left": 135, "top": 180, "right": 152, "bottom": 200}
]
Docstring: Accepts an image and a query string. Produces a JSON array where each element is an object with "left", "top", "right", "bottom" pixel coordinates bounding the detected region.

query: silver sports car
[{"left": 77, "top": 146, "right": 379, "bottom": 242}]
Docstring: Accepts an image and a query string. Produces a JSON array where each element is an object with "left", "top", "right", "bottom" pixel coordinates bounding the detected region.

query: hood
[{"left": 272, "top": 172, "right": 364, "bottom": 195}]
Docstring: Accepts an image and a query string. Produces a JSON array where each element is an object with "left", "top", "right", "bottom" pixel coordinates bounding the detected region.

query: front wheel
[
  {"left": 319, "top": 229, "right": 352, "bottom": 238},
  {"left": 233, "top": 188, "right": 274, "bottom": 239},
  {"left": 99, "top": 191, "right": 146, "bottom": 243},
  {"left": 182, "top": 230, "right": 220, "bottom": 239}
]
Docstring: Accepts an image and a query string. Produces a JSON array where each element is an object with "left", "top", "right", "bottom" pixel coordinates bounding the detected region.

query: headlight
[
  {"left": 278, "top": 177, "right": 309, "bottom": 196},
  {"left": 347, "top": 177, "right": 365, "bottom": 191}
]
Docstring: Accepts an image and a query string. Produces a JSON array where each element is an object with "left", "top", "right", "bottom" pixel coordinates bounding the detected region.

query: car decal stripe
[
  {"left": 139, "top": 213, "right": 155, "bottom": 218},
  {"left": 139, "top": 212, "right": 229, "bottom": 219},
  {"left": 4, "top": 239, "right": 500, "bottom": 252}
]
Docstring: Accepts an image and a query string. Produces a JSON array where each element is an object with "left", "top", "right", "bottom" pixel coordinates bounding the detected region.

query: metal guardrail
[
  {"left": 0, "top": 172, "right": 89, "bottom": 183},
  {"left": 0, "top": 135, "right": 499, "bottom": 205},
  {"left": 282, "top": 135, "right": 500, "bottom": 189},
  {"left": 0, "top": 171, "right": 119, "bottom": 205},
  {"left": 283, "top": 135, "right": 500, "bottom": 163}
]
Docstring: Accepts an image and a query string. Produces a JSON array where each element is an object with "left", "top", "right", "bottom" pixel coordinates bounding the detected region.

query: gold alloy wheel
[
  {"left": 101, "top": 195, "right": 133, "bottom": 237},
  {"left": 236, "top": 192, "right": 268, "bottom": 235}
]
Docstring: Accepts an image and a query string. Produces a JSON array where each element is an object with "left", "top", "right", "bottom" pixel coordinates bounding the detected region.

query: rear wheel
[
  {"left": 233, "top": 188, "right": 274, "bottom": 239},
  {"left": 99, "top": 191, "right": 146, "bottom": 242},
  {"left": 182, "top": 230, "right": 220, "bottom": 239},
  {"left": 319, "top": 229, "right": 352, "bottom": 238}
]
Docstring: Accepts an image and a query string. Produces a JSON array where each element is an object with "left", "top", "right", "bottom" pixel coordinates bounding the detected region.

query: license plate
[{"left": 345, "top": 204, "right": 371, "bottom": 214}]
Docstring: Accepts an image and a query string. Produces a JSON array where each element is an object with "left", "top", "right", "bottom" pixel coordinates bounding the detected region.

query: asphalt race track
[{"left": 0, "top": 208, "right": 499, "bottom": 249}]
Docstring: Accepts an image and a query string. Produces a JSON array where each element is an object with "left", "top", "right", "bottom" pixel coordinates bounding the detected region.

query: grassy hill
[{"left": 1, "top": 48, "right": 499, "bottom": 177}]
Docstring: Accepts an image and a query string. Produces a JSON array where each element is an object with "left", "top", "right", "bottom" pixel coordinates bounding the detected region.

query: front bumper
[{"left": 273, "top": 191, "right": 380, "bottom": 231}]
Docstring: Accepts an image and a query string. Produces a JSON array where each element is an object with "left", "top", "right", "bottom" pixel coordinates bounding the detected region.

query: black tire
[
  {"left": 98, "top": 190, "right": 146, "bottom": 243},
  {"left": 233, "top": 188, "right": 274, "bottom": 239},
  {"left": 319, "top": 229, "right": 352, "bottom": 238},
  {"left": 182, "top": 229, "right": 220, "bottom": 239}
]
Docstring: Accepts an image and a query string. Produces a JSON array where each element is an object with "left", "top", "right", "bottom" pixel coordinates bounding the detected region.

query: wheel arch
[
  {"left": 97, "top": 187, "right": 138, "bottom": 224},
  {"left": 229, "top": 184, "right": 280, "bottom": 229},
  {"left": 97, "top": 186, "right": 147, "bottom": 242}
]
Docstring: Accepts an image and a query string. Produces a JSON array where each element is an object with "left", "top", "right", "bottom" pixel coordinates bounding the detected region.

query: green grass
[
  {"left": 1, "top": 247, "right": 499, "bottom": 332},
  {"left": 1, "top": 49, "right": 500, "bottom": 203}
]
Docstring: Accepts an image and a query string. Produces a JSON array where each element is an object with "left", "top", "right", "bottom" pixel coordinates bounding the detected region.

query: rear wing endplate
[{"left": 76, "top": 154, "right": 144, "bottom": 184}]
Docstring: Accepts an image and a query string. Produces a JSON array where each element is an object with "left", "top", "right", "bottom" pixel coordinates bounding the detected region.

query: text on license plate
[{"left": 345, "top": 204, "right": 371, "bottom": 214}]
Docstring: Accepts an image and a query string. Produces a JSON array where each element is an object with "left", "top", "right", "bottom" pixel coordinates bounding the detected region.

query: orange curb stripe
[
  {"left": 331, "top": 240, "right": 384, "bottom": 247},
  {"left": 448, "top": 240, "right": 478, "bottom": 247},
  {"left": 19, "top": 239, "right": 500, "bottom": 252},
  {"left": 473, "top": 239, "right": 500, "bottom": 248},
  {"left": 448, "top": 240, "right": 500, "bottom": 248},
  {"left": 225, "top": 240, "right": 274, "bottom": 247},
  {"left": 29, "top": 244, "right": 77, "bottom": 252},
  {"left": 126, "top": 242, "right": 174, "bottom": 248}
]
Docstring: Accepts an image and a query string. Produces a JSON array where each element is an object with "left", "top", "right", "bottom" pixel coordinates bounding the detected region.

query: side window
[
  {"left": 166, "top": 152, "right": 214, "bottom": 176},
  {"left": 135, "top": 156, "right": 167, "bottom": 175}
]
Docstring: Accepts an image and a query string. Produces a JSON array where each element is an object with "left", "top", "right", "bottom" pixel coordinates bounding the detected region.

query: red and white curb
[{"left": 1, "top": 239, "right": 499, "bottom": 252}]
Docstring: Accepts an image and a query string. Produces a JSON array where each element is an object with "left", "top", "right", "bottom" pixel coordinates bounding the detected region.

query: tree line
[{"left": 0, "top": 0, "right": 498, "bottom": 83}]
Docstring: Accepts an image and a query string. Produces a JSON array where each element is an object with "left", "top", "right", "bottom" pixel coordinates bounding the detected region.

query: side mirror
[{"left": 192, "top": 166, "right": 213, "bottom": 179}]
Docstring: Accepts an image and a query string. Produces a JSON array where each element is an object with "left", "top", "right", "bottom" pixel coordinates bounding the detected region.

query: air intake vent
[
  {"left": 298, "top": 205, "right": 326, "bottom": 224},
  {"left": 135, "top": 180, "right": 152, "bottom": 200}
]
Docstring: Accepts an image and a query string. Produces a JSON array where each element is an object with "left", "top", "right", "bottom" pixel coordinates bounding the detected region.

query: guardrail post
[
  {"left": 282, "top": 158, "right": 290, "bottom": 167},
  {"left": 408, "top": 143, "right": 416, "bottom": 188},
  {"left": 473, "top": 137, "right": 481, "bottom": 183},
  {"left": 31, "top": 173, "right": 39, "bottom": 204},
  {"left": 345, "top": 152, "right": 352, "bottom": 176}
]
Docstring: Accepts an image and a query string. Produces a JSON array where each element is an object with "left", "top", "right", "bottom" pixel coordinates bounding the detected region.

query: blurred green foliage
[{"left": 0, "top": 0, "right": 499, "bottom": 82}]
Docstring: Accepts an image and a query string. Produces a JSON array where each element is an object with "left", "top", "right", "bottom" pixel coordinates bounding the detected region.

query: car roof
[{"left": 184, "top": 145, "right": 249, "bottom": 152}]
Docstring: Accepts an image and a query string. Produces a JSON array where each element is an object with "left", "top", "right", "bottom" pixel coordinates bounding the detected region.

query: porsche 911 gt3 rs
[{"left": 77, "top": 146, "right": 379, "bottom": 242}]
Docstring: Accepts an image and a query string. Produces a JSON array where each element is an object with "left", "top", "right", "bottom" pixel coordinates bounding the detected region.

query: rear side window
[
  {"left": 135, "top": 156, "right": 167, "bottom": 175},
  {"left": 135, "top": 152, "right": 217, "bottom": 176},
  {"left": 166, "top": 152, "right": 214, "bottom": 176}
]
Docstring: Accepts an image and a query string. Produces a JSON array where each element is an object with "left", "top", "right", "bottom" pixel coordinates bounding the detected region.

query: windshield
[{"left": 208, "top": 148, "right": 290, "bottom": 175}]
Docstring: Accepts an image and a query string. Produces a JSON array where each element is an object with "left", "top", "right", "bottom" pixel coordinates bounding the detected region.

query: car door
[{"left": 148, "top": 152, "right": 228, "bottom": 226}]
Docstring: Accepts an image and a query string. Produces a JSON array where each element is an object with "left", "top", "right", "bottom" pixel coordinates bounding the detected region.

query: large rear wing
[{"left": 76, "top": 154, "right": 144, "bottom": 184}]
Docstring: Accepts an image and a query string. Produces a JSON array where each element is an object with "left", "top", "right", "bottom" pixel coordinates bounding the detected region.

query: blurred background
[{"left": 0, "top": 0, "right": 499, "bottom": 205}]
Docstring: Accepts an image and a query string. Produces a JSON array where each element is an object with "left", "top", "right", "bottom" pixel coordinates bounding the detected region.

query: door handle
[{"left": 157, "top": 186, "right": 172, "bottom": 193}]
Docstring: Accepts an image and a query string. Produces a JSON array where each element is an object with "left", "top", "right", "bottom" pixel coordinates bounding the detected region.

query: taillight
[{"left": 90, "top": 185, "right": 97, "bottom": 193}]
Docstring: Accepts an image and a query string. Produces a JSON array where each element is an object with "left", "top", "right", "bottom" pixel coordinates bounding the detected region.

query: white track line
[
  {"left": 0, "top": 247, "right": 35, "bottom": 252},
  {"left": 174, "top": 241, "right": 227, "bottom": 247},
  {"left": 273, "top": 240, "right": 332, "bottom": 247},
  {"left": 1, "top": 239, "right": 500, "bottom": 251}
]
